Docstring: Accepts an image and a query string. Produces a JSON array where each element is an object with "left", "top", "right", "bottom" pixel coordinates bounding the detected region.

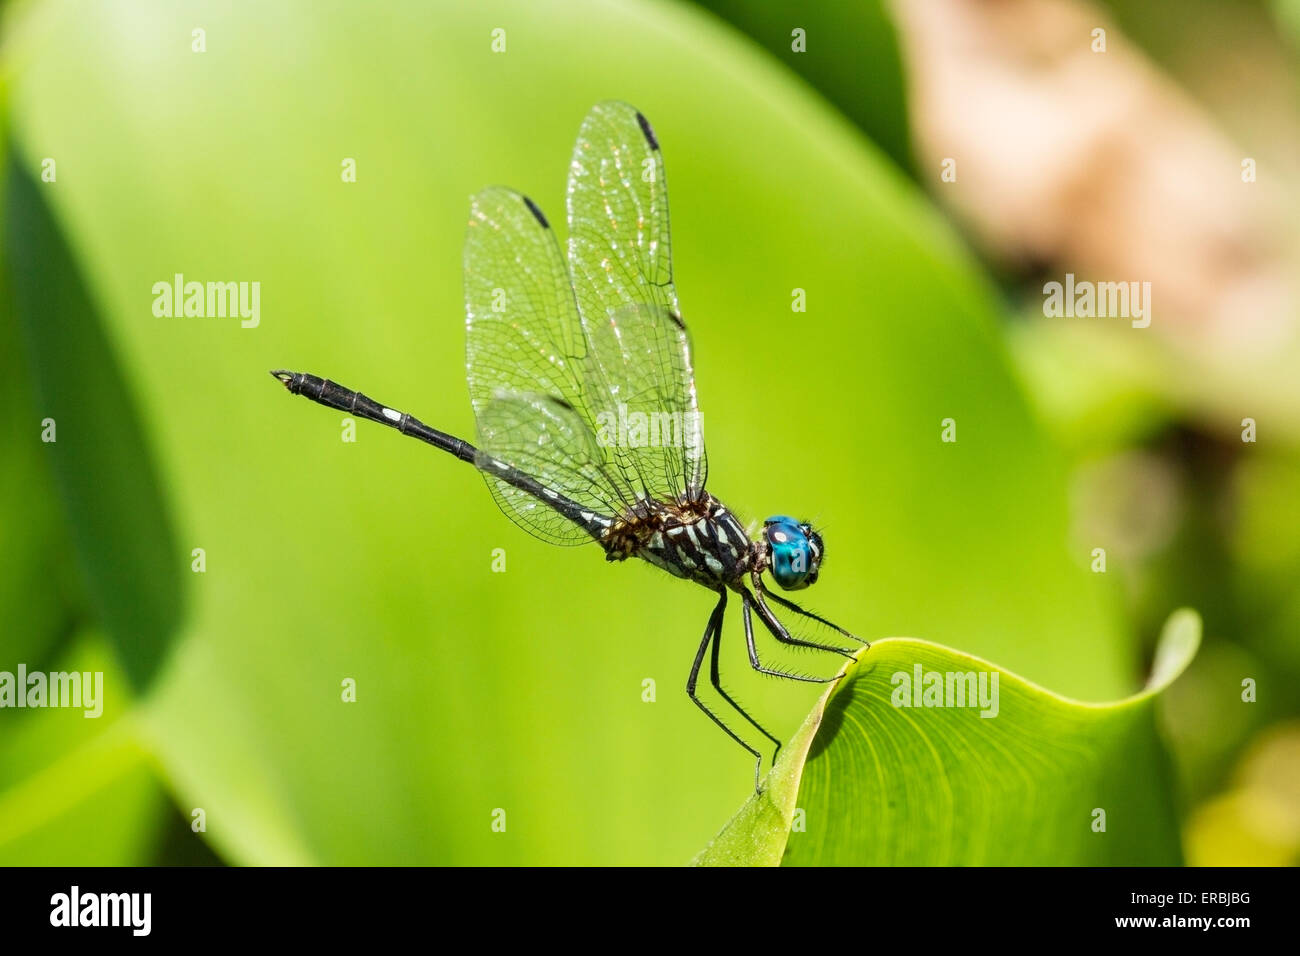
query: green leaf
[
  {"left": 0, "top": 123, "right": 164, "bottom": 866},
  {"left": 5, "top": 154, "right": 182, "bottom": 690},
  {"left": 697, "top": 609, "right": 1199, "bottom": 866},
  {"left": 0, "top": 631, "right": 165, "bottom": 866},
  {"left": 690, "top": 0, "right": 914, "bottom": 171},
  {"left": 0, "top": 108, "right": 85, "bottom": 674},
  {"left": 690, "top": 677, "right": 839, "bottom": 867}
]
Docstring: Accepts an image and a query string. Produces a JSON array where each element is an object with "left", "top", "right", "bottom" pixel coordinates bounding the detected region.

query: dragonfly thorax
[{"left": 602, "top": 494, "right": 756, "bottom": 587}]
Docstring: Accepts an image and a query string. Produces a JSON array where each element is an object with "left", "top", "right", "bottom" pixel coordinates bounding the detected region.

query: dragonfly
[{"left": 271, "top": 101, "right": 864, "bottom": 790}]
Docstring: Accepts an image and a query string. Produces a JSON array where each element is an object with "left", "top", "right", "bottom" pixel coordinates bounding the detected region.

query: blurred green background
[{"left": 0, "top": 0, "right": 1295, "bottom": 865}]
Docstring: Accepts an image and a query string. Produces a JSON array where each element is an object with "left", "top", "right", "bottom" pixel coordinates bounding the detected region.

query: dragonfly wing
[
  {"left": 464, "top": 187, "right": 633, "bottom": 542},
  {"left": 566, "top": 101, "right": 708, "bottom": 501},
  {"left": 580, "top": 303, "right": 706, "bottom": 507},
  {"left": 473, "top": 392, "right": 621, "bottom": 546}
]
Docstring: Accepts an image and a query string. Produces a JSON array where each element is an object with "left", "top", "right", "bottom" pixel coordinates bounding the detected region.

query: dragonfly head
[{"left": 762, "top": 515, "right": 822, "bottom": 591}]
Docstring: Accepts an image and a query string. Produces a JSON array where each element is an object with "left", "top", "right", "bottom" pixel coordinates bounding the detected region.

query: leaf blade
[{"left": 699, "top": 610, "right": 1200, "bottom": 866}]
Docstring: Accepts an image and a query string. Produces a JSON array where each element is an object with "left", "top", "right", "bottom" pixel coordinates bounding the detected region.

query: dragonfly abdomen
[
  {"left": 470, "top": 449, "right": 613, "bottom": 543},
  {"left": 272, "top": 371, "right": 477, "bottom": 462},
  {"left": 272, "top": 370, "right": 613, "bottom": 544}
]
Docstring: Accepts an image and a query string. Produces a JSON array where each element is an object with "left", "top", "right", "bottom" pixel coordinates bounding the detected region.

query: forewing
[
  {"left": 566, "top": 101, "right": 676, "bottom": 316},
  {"left": 566, "top": 102, "right": 707, "bottom": 499},
  {"left": 581, "top": 304, "right": 707, "bottom": 504}
]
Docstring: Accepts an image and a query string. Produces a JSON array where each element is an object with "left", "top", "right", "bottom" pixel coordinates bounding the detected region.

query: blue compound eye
[{"left": 764, "top": 515, "right": 822, "bottom": 591}]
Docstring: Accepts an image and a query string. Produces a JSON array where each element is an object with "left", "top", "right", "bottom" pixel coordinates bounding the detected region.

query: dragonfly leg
[
  {"left": 748, "top": 576, "right": 856, "bottom": 660},
  {"left": 707, "top": 592, "right": 783, "bottom": 766},
  {"left": 741, "top": 588, "right": 846, "bottom": 682},
  {"left": 757, "top": 579, "right": 868, "bottom": 647},
  {"left": 688, "top": 591, "right": 764, "bottom": 793}
]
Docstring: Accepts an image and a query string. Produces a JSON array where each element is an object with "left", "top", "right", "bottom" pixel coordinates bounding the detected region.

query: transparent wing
[
  {"left": 581, "top": 304, "right": 707, "bottom": 506},
  {"left": 465, "top": 186, "right": 586, "bottom": 422},
  {"left": 464, "top": 187, "right": 637, "bottom": 541},
  {"left": 473, "top": 392, "right": 622, "bottom": 546},
  {"left": 566, "top": 101, "right": 707, "bottom": 499}
]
